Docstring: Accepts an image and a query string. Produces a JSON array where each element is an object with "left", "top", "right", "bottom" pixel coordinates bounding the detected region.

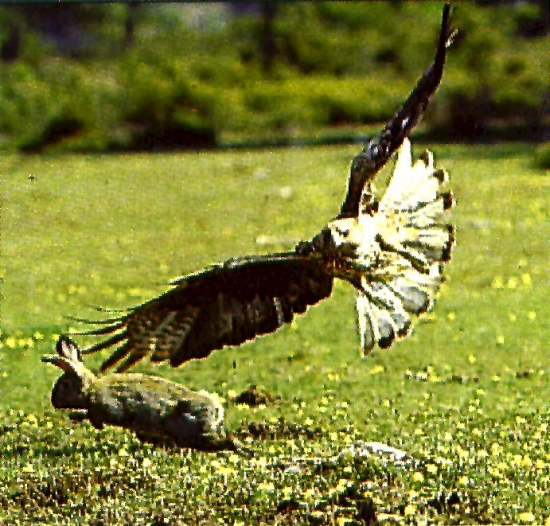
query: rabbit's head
[{"left": 42, "top": 336, "right": 97, "bottom": 409}]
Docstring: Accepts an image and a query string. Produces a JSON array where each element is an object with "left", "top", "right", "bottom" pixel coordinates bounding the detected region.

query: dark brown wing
[
  {"left": 339, "top": 4, "right": 454, "bottom": 219},
  {"left": 79, "top": 254, "right": 332, "bottom": 373}
]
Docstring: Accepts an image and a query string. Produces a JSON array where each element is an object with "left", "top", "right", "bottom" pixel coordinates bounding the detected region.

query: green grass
[{"left": 1, "top": 143, "right": 548, "bottom": 523}]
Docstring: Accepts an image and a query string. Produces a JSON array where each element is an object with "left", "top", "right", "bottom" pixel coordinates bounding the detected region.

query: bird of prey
[{"left": 75, "top": 5, "right": 455, "bottom": 374}]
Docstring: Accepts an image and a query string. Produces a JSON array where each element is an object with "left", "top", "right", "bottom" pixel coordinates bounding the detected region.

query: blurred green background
[{"left": 0, "top": 1, "right": 547, "bottom": 153}]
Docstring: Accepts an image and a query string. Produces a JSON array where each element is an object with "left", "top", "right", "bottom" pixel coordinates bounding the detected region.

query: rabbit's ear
[
  {"left": 41, "top": 354, "right": 78, "bottom": 374},
  {"left": 41, "top": 336, "right": 83, "bottom": 375},
  {"left": 56, "top": 336, "right": 82, "bottom": 363}
]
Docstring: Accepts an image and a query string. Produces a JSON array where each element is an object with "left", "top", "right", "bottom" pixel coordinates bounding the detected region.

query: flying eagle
[{"left": 75, "top": 6, "right": 455, "bottom": 374}]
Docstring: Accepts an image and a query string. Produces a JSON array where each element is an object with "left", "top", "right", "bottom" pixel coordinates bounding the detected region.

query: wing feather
[
  {"left": 339, "top": 4, "right": 454, "bottom": 218},
  {"left": 80, "top": 254, "right": 332, "bottom": 373},
  {"left": 354, "top": 139, "right": 454, "bottom": 356}
]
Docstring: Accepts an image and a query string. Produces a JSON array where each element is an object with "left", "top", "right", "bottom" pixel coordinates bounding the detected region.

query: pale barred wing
[
  {"left": 358, "top": 261, "right": 446, "bottom": 354},
  {"left": 376, "top": 139, "right": 454, "bottom": 269},
  {"left": 357, "top": 139, "right": 454, "bottom": 354},
  {"left": 357, "top": 280, "right": 412, "bottom": 350},
  {"left": 79, "top": 254, "right": 333, "bottom": 373}
]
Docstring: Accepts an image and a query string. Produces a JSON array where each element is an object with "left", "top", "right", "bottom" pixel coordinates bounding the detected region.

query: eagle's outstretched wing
[
  {"left": 339, "top": 3, "right": 454, "bottom": 219},
  {"left": 353, "top": 138, "right": 454, "bottom": 353},
  {"left": 80, "top": 255, "right": 332, "bottom": 372},
  {"left": 300, "top": 137, "right": 454, "bottom": 355}
]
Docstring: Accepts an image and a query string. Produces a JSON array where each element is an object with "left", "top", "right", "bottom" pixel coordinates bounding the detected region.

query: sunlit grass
[{"left": 1, "top": 143, "right": 548, "bottom": 522}]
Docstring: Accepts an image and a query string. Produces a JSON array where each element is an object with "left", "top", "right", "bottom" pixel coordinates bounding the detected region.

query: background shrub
[{"left": 0, "top": 2, "right": 546, "bottom": 152}]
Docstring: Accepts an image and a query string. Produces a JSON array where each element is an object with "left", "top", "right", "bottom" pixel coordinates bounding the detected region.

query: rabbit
[{"left": 42, "top": 336, "right": 240, "bottom": 451}]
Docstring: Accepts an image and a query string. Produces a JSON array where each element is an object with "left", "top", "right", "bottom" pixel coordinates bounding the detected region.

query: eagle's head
[
  {"left": 298, "top": 216, "right": 379, "bottom": 285},
  {"left": 327, "top": 218, "right": 361, "bottom": 257}
]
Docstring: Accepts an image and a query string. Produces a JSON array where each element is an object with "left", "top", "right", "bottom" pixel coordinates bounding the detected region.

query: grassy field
[{"left": 1, "top": 142, "right": 548, "bottom": 523}]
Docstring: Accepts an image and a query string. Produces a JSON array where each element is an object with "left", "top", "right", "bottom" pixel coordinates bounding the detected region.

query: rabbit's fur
[{"left": 43, "top": 336, "right": 239, "bottom": 451}]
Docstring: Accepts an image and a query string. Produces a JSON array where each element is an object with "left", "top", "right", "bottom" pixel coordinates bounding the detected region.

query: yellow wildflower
[
  {"left": 518, "top": 512, "right": 536, "bottom": 523},
  {"left": 426, "top": 464, "right": 438, "bottom": 475},
  {"left": 521, "top": 273, "right": 532, "bottom": 286}
]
